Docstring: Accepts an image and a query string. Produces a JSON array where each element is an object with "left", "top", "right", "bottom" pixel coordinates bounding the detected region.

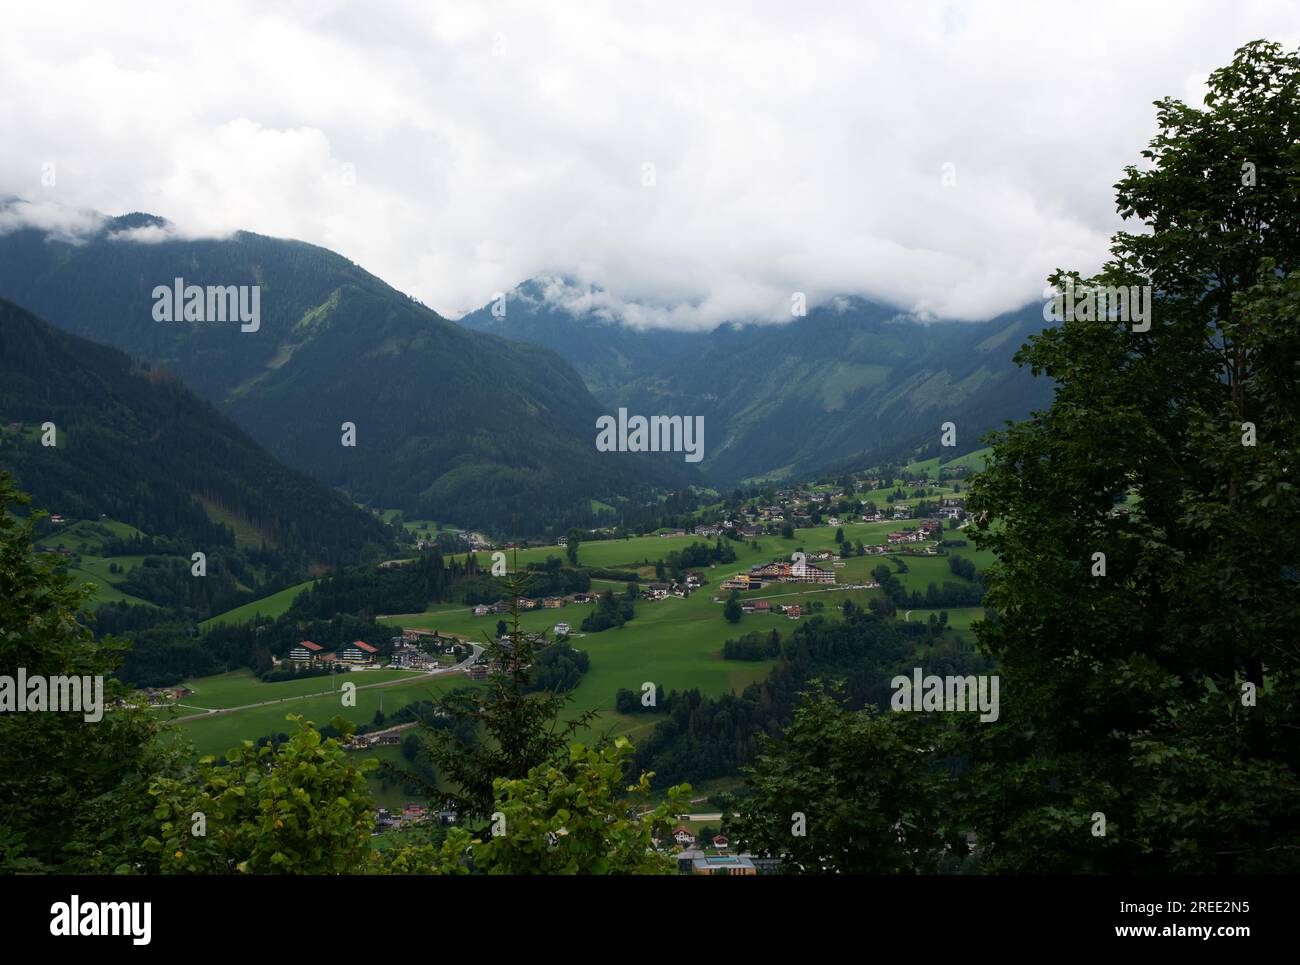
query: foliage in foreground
[{"left": 147, "top": 718, "right": 688, "bottom": 875}]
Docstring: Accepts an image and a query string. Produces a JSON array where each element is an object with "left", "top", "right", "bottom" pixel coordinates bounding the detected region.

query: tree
[
  {"left": 834, "top": 527, "right": 844, "bottom": 543},
  {"left": 565, "top": 528, "right": 581, "bottom": 566},
  {"left": 581, "top": 588, "right": 634, "bottom": 632},
  {"left": 146, "top": 715, "right": 377, "bottom": 874},
  {"left": 724, "top": 590, "right": 743, "bottom": 624},
  {"left": 468, "top": 740, "right": 690, "bottom": 874},
  {"left": 727, "top": 684, "right": 959, "bottom": 874},
  {"left": 962, "top": 40, "right": 1300, "bottom": 873},
  {"left": 398, "top": 567, "right": 599, "bottom": 820},
  {"left": 0, "top": 472, "right": 174, "bottom": 873}
]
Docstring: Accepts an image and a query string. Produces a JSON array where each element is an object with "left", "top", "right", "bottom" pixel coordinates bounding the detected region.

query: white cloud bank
[{"left": 1, "top": 0, "right": 1296, "bottom": 328}]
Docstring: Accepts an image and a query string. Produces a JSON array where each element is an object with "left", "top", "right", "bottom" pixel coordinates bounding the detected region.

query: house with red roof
[
  {"left": 288, "top": 640, "right": 323, "bottom": 663},
  {"left": 340, "top": 640, "right": 379, "bottom": 664}
]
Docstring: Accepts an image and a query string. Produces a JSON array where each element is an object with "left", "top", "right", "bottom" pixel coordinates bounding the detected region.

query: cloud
[
  {"left": 1, "top": 0, "right": 1297, "bottom": 327},
  {"left": 0, "top": 199, "right": 106, "bottom": 243},
  {"left": 105, "top": 222, "right": 181, "bottom": 244}
]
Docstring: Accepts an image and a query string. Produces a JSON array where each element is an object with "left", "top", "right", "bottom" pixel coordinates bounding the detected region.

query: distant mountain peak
[
  {"left": 106, "top": 211, "right": 170, "bottom": 231},
  {"left": 506, "top": 274, "right": 619, "bottom": 322},
  {"left": 0, "top": 216, "right": 692, "bottom": 534}
]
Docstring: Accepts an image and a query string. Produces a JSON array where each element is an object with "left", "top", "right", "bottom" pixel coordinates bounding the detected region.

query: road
[{"left": 168, "top": 644, "right": 483, "bottom": 723}]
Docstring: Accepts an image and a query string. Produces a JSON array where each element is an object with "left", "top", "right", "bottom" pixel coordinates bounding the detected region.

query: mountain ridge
[
  {"left": 0, "top": 209, "right": 694, "bottom": 534},
  {"left": 457, "top": 279, "right": 1054, "bottom": 480},
  {"left": 0, "top": 296, "right": 394, "bottom": 567}
]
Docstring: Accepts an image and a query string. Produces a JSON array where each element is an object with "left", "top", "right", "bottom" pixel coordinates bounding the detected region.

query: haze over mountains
[
  {"left": 0, "top": 206, "right": 692, "bottom": 534},
  {"left": 0, "top": 203, "right": 1054, "bottom": 533},
  {"left": 460, "top": 277, "right": 1054, "bottom": 480}
]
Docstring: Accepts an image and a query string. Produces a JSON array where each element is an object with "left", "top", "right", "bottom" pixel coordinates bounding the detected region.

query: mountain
[
  {"left": 0, "top": 297, "right": 393, "bottom": 566},
  {"left": 457, "top": 278, "right": 706, "bottom": 399},
  {"left": 459, "top": 280, "right": 1054, "bottom": 481},
  {"left": 0, "top": 209, "right": 693, "bottom": 534}
]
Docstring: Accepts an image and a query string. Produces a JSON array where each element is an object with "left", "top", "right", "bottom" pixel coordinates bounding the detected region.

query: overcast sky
[{"left": 2, "top": 1, "right": 1296, "bottom": 328}]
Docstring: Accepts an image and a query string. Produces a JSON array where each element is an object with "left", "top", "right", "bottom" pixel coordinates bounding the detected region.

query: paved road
[{"left": 168, "top": 645, "right": 483, "bottom": 723}]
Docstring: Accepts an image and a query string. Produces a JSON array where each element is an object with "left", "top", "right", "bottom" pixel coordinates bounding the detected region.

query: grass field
[
  {"left": 74, "top": 574, "right": 146, "bottom": 605},
  {"left": 902, "top": 606, "right": 985, "bottom": 631},
  {"left": 942, "top": 447, "right": 992, "bottom": 473},
  {"left": 74, "top": 553, "right": 151, "bottom": 584},
  {"left": 194, "top": 494, "right": 276, "bottom": 550},
  {"left": 34, "top": 518, "right": 145, "bottom": 553},
  {"left": 172, "top": 672, "right": 463, "bottom": 757},
  {"left": 377, "top": 508, "right": 459, "bottom": 537},
  {"left": 63, "top": 563, "right": 156, "bottom": 607},
  {"left": 35, "top": 519, "right": 164, "bottom": 607},
  {"left": 167, "top": 520, "right": 989, "bottom": 758},
  {"left": 380, "top": 522, "right": 989, "bottom": 745},
  {"left": 355, "top": 744, "right": 422, "bottom": 809},
  {"left": 897, "top": 447, "right": 991, "bottom": 481},
  {"left": 475, "top": 521, "right": 958, "bottom": 573},
  {"left": 200, "top": 579, "right": 316, "bottom": 628},
  {"left": 886, "top": 552, "right": 988, "bottom": 590},
  {"left": 172, "top": 668, "right": 426, "bottom": 710}
]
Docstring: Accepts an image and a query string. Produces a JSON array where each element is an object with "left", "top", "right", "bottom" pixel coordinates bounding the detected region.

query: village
[
  {"left": 63, "top": 455, "right": 981, "bottom": 877},
  {"left": 366, "top": 798, "right": 781, "bottom": 875}
]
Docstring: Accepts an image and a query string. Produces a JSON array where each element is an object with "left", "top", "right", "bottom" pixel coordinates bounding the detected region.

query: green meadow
[
  {"left": 475, "top": 520, "right": 949, "bottom": 573},
  {"left": 63, "top": 562, "right": 156, "bottom": 606},
  {"left": 32, "top": 519, "right": 161, "bottom": 606},
  {"left": 941, "top": 447, "right": 992, "bottom": 473},
  {"left": 381, "top": 522, "right": 988, "bottom": 745},
  {"left": 167, "top": 520, "right": 989, "bottom": 759},
  {"left": 172, "top": 668, "right": 426, "bottom": 710},
  {"left": 355, "top": 744, "right": 421, "bottom": 809},
  {"left": 896, "top": 447, "right": 991, "bottom": 481},
  {"left": 902, "top": 606, "right": 985, "bottom": 631},
  {"left": 199, "top": 578, "right": 316, "bottom": 628},
  {"left": 34, "top": 518, "right": 145, "bottom": 553},
  {"left": 194, "top": 495, "right": 274, "bottom": 550},
  {"left": 173, "top": 672, "right": 462, "bottom": 758},
  {"left": 377, "top": 508, "right": 459, "bottom": 536}
]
